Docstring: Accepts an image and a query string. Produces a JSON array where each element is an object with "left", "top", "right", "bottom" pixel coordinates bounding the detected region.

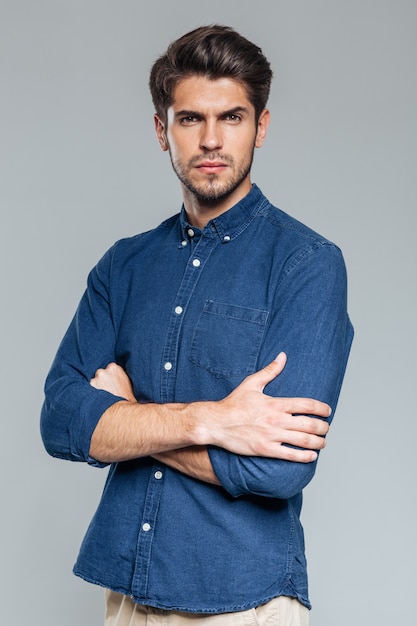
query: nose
[{"left": 200, "top": 120, "right": 222, "bottom": 151}]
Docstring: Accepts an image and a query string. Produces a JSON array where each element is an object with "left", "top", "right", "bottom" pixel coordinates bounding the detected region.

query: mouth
[{"left": 195, "top": 161, "right": 228, "bottom": 175}]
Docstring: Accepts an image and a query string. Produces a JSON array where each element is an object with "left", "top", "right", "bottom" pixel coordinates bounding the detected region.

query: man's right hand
[{"left": 195, "top": 352, "right": 331, "bottom": 463}]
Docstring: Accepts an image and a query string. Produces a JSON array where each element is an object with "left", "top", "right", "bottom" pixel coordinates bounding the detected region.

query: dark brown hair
[{"left": 149, "top": 25, "right": 273, "bottom": 124}]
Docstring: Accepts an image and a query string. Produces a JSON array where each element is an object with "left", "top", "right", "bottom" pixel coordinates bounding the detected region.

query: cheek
[
  {"left": 168, "top": 127, "right": 197, "bottom": 148},
  {"left": 167, "top": 137, "right": 191, "bottom": 163},
  {"left": 225, "top": 128, "right": 257, "bottom": 152}
]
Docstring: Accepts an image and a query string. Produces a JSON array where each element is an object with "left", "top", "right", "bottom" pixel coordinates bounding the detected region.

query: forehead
[{"left": 170, "top": 76, "right": 253, "bottom": 114}]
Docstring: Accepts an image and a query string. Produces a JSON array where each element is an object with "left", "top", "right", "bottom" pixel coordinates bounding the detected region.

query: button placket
[
  {"left": 160, "top": 232, "right": 217, "bottom": 403},
  {"left": 133, "top": 464, "right": 165, "bottom": 595}
]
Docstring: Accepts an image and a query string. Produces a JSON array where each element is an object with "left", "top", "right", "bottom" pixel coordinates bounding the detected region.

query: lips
[{"left": 195, "top": 161, "right": 228, "bottom": 174}]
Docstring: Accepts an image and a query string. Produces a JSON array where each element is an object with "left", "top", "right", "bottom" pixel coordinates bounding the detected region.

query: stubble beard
[{"left": 169, "top": 148, "right": 255, "bottom": 204}]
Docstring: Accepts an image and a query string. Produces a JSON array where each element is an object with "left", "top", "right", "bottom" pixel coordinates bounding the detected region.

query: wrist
[{"left": 189, "top": 400, "right": 222, "bottom": 447}]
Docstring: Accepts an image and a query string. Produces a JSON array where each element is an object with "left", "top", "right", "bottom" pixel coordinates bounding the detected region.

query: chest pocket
[{"left": 189, "top": 300, "right": 269, "bottom": 378}]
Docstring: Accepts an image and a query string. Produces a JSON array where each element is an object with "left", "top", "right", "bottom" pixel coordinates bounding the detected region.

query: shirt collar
[{"left": 179, "top": 184, "right": 265, "bottom": 244}]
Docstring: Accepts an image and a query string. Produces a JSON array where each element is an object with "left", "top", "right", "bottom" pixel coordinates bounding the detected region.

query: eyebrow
[{"left": 174, "top": 106, "right": 251, "bottom": 120}]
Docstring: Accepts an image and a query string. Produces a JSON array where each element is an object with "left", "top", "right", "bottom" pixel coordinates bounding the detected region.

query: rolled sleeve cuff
[
  {"left": 208, "top": 446, "right": 317, "bottom": 500},
  {"left": 41, "top": 383, "right": 125, "bottom": 467}
]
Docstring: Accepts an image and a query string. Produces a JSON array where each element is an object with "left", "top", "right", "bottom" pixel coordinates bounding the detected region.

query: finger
[
  {"left": 277, "top": 397, "right": 332, "bottom": 418},
  {"left": 105, "top": 362, "right": 121, "bottom": 372},
  {"left": 285, "top": 431, "right": 327, "bottom": 451},
  {"left": 90, "top": 366, "right": 110, "bottom": 387},
  {"left": 274, "top": 414, "right": 329, "bottom": 438},
  {"left": 258, "top": 442, "right": 319, "bottom": 463},
  {"left": 277, "top": 446, "right": 319, "bottom": 464},
  {"left": 248, "top": 352, "right": 287, "bottom": 392}
]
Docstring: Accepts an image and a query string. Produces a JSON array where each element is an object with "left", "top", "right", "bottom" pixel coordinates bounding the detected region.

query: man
[{"left": 41, "top": 25, "right": 353, "bottom": 625}]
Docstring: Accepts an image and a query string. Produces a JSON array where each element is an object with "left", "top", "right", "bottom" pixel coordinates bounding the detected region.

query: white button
[
  {"left": 192, "top": 259, "right": 201, "bottom": 267},
  {"left": 223, "top": 235, "right": 231, "bottom": 242},
  {"left": 164, "top": 362, "right": 172, "bottom": 371},
  {"left": 187, "top": 228, "right": 195, "bottom": 237},
  {"left": 175, "top": 306, "right": 183, "bottom": 315},
  {"left": 154, "top": 471, "right": 163, "bottom": 480},
  {"left": 181, "top": 240, "right": 188, "bottom": 247},
  {"left": 142, "top": 523, "right": 151, "bottom": 532}
]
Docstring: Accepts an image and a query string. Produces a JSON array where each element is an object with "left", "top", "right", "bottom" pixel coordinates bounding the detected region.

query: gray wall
[{"left": 1, "top": 1, "right": 416, "bottom": 624}]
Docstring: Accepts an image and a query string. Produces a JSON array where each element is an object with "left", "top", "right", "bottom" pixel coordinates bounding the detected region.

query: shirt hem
[{"left": 73, "top": 569, "right": 311, "bottom": 613}]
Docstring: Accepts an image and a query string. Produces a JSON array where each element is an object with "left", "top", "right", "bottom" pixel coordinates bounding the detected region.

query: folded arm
[
  {"left": 41, "top": 239, "right": 352, "bottom": 499},
  {"left": 89, "top": 354, "right": 330, "bottom": 482},
  {"left": 86, "top": 243, "right": 353, "bottom": 498}
]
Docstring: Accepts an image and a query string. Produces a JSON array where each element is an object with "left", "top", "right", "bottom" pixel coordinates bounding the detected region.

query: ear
[
  {"left": 255, "top": 109, "right": 270, "bottom": 148},
  {"left": 154, "top": 114, "right": 169, "bottom": 151}
]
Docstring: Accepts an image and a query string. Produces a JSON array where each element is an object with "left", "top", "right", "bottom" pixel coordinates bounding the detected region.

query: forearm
[
  {"left": 152, "top": 447, "right": 220, "bottom": 485},
  {"left": 89, "top": 399, "right": 214, "bottom": 463}
]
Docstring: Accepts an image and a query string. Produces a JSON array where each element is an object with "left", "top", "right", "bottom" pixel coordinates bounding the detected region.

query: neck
[{"left": 182, "top": 179, "right": 252, "bottom": 229}]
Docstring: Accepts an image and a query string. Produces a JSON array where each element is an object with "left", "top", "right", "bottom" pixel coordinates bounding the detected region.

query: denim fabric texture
[{"left": 41, "top": 184, "right": 353, "bottom": 613}]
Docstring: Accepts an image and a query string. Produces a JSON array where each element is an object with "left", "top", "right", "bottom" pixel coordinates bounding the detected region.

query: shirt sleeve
[
  {"left": 40, "top": 244, "right": 125, "bottom": 467},
  {"left": 208, "top": 241, "right": 354, "bottom": 499}
]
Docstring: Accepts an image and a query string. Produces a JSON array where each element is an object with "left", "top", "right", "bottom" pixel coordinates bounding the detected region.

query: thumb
[{"left": 250, "top": 352, "right": 287, "bottom": 392}]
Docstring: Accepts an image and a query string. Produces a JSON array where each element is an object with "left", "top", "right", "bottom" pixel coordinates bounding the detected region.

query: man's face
[{"left": 155, "top": 76, "right": 269, "bottom": 206}]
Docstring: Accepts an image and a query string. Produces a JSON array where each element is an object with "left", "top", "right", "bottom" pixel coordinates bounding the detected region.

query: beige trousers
[{"left": 105, "top": 590, "right": 309, "bottom": 626}]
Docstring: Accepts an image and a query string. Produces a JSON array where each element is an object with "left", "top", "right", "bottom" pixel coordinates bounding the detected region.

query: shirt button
[
  {"left": 187, "top": 228, "right": 195, "bottom": 237},
  {"left": 223, "top": 235, "right": 231, "bottom": 242},
  {"left": 142, "top": 523, "right": 151, "bottom": 532},
  {"left": 181, "top": 240, "right": 188, "bottom": 247},
  {"left": 192, "top": 259, "right": 201, "bottom": 267},
  {"left": 154, "top": 471, "right": 163, "bottom": 480},
  {"left": 175, "top": 306, "right": 183, "bottom": 315},
  {"left": 164, "top": 362, "right": 173, "bottom": 371}
]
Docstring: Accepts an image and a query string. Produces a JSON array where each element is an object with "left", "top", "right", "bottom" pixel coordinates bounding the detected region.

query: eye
[
  {"left": 179, "top": 115, "right": 200, "bottom": 125},
  {"left": 224, "top": 114, "right": 242, "bottom": 123}
]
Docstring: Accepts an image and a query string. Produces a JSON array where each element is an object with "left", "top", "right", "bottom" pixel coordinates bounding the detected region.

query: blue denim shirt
[{"left": 41, "top": 184, "right": 353, "bottom": 613}]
